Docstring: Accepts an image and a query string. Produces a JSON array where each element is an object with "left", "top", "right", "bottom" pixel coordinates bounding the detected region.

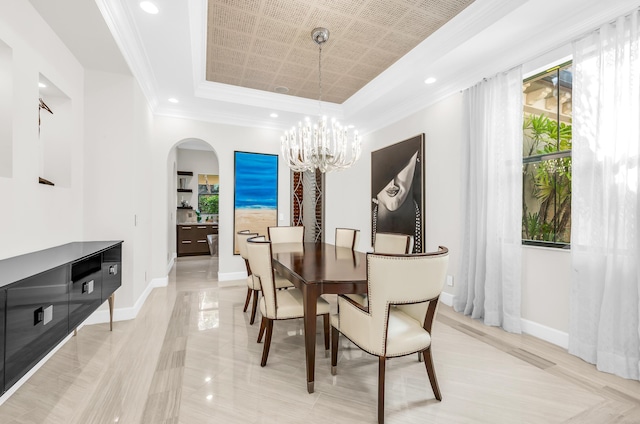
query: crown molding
[
  {"left": 154, "top": 105, "right": 286, "bottom": 132},
  {"left": 98, "top": 0, "right": 640, "bottom": 138},
  {"left": 95, "top": 0, "right": 159, "bottom": 111},
  {"left": 343, "top": 0, "right": 526, "bottom": 118},
  {"left": 188, "top": 0, "right": 206, "bottom": 93}
]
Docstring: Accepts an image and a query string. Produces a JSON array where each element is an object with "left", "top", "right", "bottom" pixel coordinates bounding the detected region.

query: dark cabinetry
[
  {"left": 0, "top": 290, "right": 5, "bottom": 396},
  {"left": 177, "top": 224, "right": 217, "bottom": 256},
  {"left": 5, "top": 266, "right": 69, "bottom": 389},
  {"left": 0, "top": 241, "right": 122, "bottom": 395}
]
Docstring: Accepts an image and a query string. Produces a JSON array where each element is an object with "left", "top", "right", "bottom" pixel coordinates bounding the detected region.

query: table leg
[
  {"left": 301, "top": 283, "right": 318, "bottom": 393},
  {"left": 108, "top": 293, "right": 115, "bottom": 331}
]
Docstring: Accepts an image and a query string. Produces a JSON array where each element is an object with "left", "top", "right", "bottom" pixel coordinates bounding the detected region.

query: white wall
[
  {"left": 83, "top": 69, "right": 154, "bottom": 313},
  {"left": 327, "top": 92, "right": 571, "bottom": 339},
  {"left": 150, "top": 117, "right": 288, "bottom": 281},
  {"left": 0, "top": 0, "right": 85, "bottom": 259},
  {"left": 327, "top": 93, "right": 464, "bottom": 292}
]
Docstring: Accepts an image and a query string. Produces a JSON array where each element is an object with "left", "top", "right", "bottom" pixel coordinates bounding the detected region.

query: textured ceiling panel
[
  {"left": 206, "top": 0, "right": 476, "bottom": 103},
  {"left": 358, "top": 2, "right": 411, "bottom": 27}
]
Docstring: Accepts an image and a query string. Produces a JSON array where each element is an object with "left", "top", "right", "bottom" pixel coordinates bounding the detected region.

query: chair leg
[
  {"left": 257, "top": 316, "right": 266, "bottom": 343},
  {"left": 243, "top": 287, "right": 252, "bottom": 312},
  {"left": 260, "top": 319, "right": 274, "bottom": 367},
  {"left": 378, "top": 356, "right": 386, "bottom": 424},
  {"left": 250, "top": 290, "right": 259, "bottom": 325},
  {"left": 331, "top": 326, "right": 339, "bottom": 375},
  {"left": 418, "top": 352, "right": 423, "bottom": 362},
  {"left": 323, "top": 314, "right": 330, "bottom": 350},
  {"left": 423, "top": 347, "right": 442, "bottom": 401}
]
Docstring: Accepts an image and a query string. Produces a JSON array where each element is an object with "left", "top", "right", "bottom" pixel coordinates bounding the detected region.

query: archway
[{"left": 167, "top": 138, "right": 220, "bottom": 263}]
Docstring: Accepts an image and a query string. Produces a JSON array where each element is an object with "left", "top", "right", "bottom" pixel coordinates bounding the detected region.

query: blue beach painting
[{"left": 233, "top": 152, "right": 278, "bottom": 254}]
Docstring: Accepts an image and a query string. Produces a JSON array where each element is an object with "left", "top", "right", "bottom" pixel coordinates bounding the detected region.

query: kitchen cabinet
[{"left": 177, "top": 224, "right": 217, "bottom": 256}]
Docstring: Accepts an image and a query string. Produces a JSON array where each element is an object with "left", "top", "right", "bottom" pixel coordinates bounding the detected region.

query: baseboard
[
  {"left": 521, "top": 318, "right": 569, "bottom": 349},
  {"left": 218, "top": 271, "right": 246, "bottom": 282},
  {"left": 218, "top": 278, "right": 245, "bottom": 288},
  {"left": 167, "top": 254, "right": 176, "bottom": 274},
  {"left": 438, "top": 292, "right": 568, "bottom": 350},
  {"left": 440, "top": 291, "right": 454, "bottom": 306},
  {"left": 82, "top": 276, "right": 168, "bottom": 326}
]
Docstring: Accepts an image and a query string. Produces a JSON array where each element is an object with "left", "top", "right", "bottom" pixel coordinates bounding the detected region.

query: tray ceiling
[{"left": 206, "top": 0, "right": 475, "bottom": 104}]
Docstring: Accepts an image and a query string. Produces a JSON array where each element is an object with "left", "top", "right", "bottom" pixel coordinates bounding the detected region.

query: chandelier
[{"left": 281, "top": 27, "right": 361, "bottom": 173}]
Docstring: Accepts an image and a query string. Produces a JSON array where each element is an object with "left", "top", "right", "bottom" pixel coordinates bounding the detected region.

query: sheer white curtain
[
  {"left": 453, "top": 67, "right": 523, "bottom": 333},
  {"left": 570, "top": 10, "right": 640, "bottom": 381}
]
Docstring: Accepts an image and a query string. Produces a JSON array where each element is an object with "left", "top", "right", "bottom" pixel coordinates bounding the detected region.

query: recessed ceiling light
[
  {"left": 424, "top": 77, "right": 437, "bottom": 84},
  {"left": 140, "top": 1, "right": 159, "bottom": 14},
  {"left": 168, "top": 98, "right": 179, "bottom": 103},
  {"left": 38, "top": 82, "right": 47, "bottom": 88},
  {"left": 270, "top": 113, "right": 278, "bottom": 118},
  {"left": 274, "top": 86, "right": 289, "bottom": 94}
]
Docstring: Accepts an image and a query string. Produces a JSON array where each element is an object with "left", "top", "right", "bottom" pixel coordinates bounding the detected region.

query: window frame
[{"left": 521, "top": 60, "right": 572, "bottom": 249}]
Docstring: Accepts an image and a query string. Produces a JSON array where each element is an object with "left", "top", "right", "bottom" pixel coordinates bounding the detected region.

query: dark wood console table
[{"left": 0, "top": 241, "right": 123, "bottom": 395}]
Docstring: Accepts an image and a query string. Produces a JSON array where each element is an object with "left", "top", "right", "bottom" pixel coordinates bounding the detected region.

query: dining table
[{"left": 271, "top": 242, "right": 368, "bottom": 393}]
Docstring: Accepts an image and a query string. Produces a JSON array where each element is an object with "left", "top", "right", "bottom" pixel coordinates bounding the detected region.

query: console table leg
[{"left": 108, "top": 293, "right": 115, "bottom": 331}]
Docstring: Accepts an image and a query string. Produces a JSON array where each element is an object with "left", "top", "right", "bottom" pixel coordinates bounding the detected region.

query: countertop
[{"left": 0, "top": 241, "right": 123, "bottom": 288}]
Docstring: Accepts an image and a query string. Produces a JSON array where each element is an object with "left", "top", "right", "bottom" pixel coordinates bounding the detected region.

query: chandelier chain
[{"left": 318, "top": 42, "right": 322, "bottom": 114}]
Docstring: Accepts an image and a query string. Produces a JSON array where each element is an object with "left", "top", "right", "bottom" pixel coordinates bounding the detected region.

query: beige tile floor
[{"left": 0, "top": 255, "right": 639, "bottom": 423}]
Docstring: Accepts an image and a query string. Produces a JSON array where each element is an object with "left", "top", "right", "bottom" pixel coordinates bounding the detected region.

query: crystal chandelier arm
[{"left": 280, "top": 27, "right": 361, "bottom": 173}]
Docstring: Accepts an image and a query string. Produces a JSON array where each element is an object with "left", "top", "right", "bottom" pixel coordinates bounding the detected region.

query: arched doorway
[{"left": 169, "top": 138, "right": 220, "bottom": 260}]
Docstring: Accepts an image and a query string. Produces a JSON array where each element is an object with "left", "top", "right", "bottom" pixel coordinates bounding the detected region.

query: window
[
  {"left": 522, "top": 62, "right": 572, "bottom": 247},
  {"left": 197, "top": 174, "right": 219, "bottom": 219}
]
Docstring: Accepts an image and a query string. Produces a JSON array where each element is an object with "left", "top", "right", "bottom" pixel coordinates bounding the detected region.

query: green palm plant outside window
[{"left": 522, "top": 62, "right": 572, "bottom": 246}]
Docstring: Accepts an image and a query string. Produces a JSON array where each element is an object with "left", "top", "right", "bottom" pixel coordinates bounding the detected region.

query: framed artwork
[
  {"left": 371, "top": 134, "right": 425, "bottom": 253},
  {"left": 233, "top": 151, "right": 278, "bottom": 254}
]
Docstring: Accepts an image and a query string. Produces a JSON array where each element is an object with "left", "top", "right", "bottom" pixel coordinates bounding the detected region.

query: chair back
[
  {"left": 246, "top": 237, "right": 277, "bottom": 318},
  {"left": 335, "top": 228, "right": 360, "bottom": 250},
  {"left": 359, "top": 247, "right": 448, "bottom": 355},
  {"left": 268, "top": 226, "right": 304, "bottom": 244},
  {"left": 373, "top": 232, "right": 413, "bottom": 254},
  {"left": 237, "top": 230, "right": 258, "bottom": 261}
]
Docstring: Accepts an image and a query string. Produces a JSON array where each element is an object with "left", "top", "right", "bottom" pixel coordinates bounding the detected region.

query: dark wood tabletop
[{"left": 271, "top": 242, "right": 368, "bottom": 393}]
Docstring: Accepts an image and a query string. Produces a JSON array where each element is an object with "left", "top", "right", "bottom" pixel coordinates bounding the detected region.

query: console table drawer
[
  {"left": 5, "top": 266, "right": 70, "bottom": 388},
  {"left": 102, "top": 244, "right": 122, "bottom": 301}
]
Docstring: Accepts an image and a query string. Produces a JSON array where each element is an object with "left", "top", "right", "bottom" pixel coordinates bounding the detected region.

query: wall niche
[
  {"left": 38, "top": 74, "right": 71, "bottom": 187},
  {"left": 0, "top": 39, "right": 12, "bottom": 178}
]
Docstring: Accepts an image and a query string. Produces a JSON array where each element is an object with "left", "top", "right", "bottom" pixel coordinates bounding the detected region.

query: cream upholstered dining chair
[
  {"left": 373, "top": 232, "right": 413, "bottom": 254},
  {"left": 237, "top": 230, "right": 293, "bottom": 325},
  {"left": 246, "top": 236, "right": 331, "bottom": 367},
  {"left": 346, "top": 232, "right": 413, "bottom": 308},
  {"left": 335, "top": 228, "right": 360, "bottom": 250},
  {"left": 268, "top": 225, "right": 304, "bottom": 244},
  {"left": 330, "top": 247, "right": 449, "bottom": 424}
]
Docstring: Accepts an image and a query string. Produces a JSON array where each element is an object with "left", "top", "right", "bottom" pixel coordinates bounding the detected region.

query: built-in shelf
[
  {"left": 39, "top": 74, "right": 72, "bottom": 188},
  {"left": 177, "top": 206, "right": 193, "bottom": 210},
  {"left": 177, "top": 188, "right": 192, "bottom": 193},
  {"left": 177, "top": 171, "right": 193, "bottom": 176}
]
